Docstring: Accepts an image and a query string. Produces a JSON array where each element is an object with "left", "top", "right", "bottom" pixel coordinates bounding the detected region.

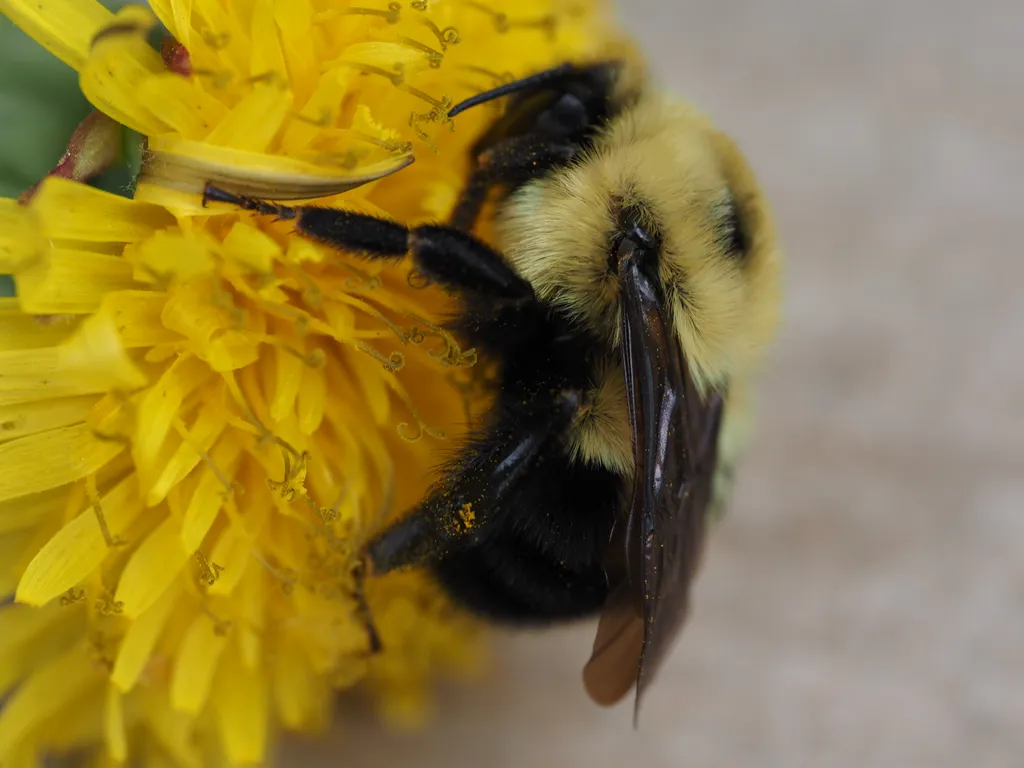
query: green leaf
[{"left": 0, "top": 16, "right": 91, "bottom": 198}]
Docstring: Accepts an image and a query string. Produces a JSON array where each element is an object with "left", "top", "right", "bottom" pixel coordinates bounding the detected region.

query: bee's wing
[
  {"left": 582, "top": 253, "right": 724, "bottom": 717},
  {"left": 581, "top": 578, "right": 644, "bottom": 706}
]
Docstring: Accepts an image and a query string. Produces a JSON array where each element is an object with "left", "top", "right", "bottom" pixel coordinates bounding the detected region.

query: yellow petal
[
  {"left": 147, "top": 0, "right": 191, "bottom": 48},
  {"left": 0, "top": 395, "right": 95, "bottom": 443},
  {"left": 111, "top": 581, "right": 180, "bottom": 692},
  {"left": 188, "top": 0, "right": 252, "bottom": 72},
  {"left": 141, "top": 689, "right": 202, "bottom": 768},
  {"left": 0, "top": 199, "right": 45, "bottom": 273},
  {"left": 30, "top": 176, "right": 174, "bottom": 243},
  {"left": 351, "top": 104, "right": 406, "bottom": 147},
  {"left": 0, "top": 602, "right": 59, "bottom": 659},
  {"left": 206, "top": 329, "right": 261, "bottom": 372},
  {"left": 270, "top": 340, "right": 305, "bottom": 423},
  {"left": 206, "top": 82, "right": 290, "bottom": 153},
  {"left": 0, "top": 643, "right": 101, "bottom": 763},
  {"left": 206, "top": 521, "right": 250, "bottom": 597},
  {"left": 0, "top": 298, "right": 79, "bottom": 350},
  {"left": 137, "top": 134, "right": 413, "bottom": 211},
  {"left": 41, "top": 687, "right": 105, "bottom": 752},
  {"left": 104, "top": 684, "right": 128, "bottom": 763},
  {"left": 147, "top": 405, "right": 226, "bottom": 507},
  {"left": 170, "top": 612, "right": 229, "bottom": 715},
  {"left": 349, "top": 351, "right": 392, "bottom": 425},
  {"left": 77, "top": 5, "right": 169, "bottom": 133},
  {"left": 115, "top": 516, "right": 189, "bottom": 617},
  {"left": 16, "top": 247, "right": 136, "bottom": 314},
  {"left": 278, "top": 64, "right": 355, "bottom": 152},
  {"left": 236, "top": 563, "right": 264, "bottom": 669},
  {"left": 249, "top": 0, "right": 287, "bottom": 81},
  {"left": 137, "top": 73, "right": 228, "bottom": 139},
  {"left": 0, "top": 0, "right": 112, "bottom": 71},
  {"left": 342, "top": 41, "right": 435, "bottom": 73},
  {"left": 221, "top": 220, "right": 280, "bottom": 274},
  {"left": 273, "top": 638, "right": 325, "bottom": 730},
  {"left": 0, "top": 486, "right": 65, "bottom": 535},
  {"left": 102, "top": 291, "right": 178, "bottom": 349},
  {"left": 15, "top": 476, "right": 139, "bottom": 605},
  {"left": 159, "top": 282, "right": 233, "bottom": 349},
  {"left": 180, "top": 438, "right": 242, "bottom": 551},
  {"left": 0, "top": 423, "right": 124, "bottom": 506},
  {"left": 284, "top": 235, "right": 325, "bottom": 265},
  {"left": 0, "top": 312, "right": 145, "bottom": 406},
  {"left": 272, "top": 0, "right": 316, "bottom": 104},
  {"left": 3, "top": 744, "right": 41, "bottom": 768},
  {"left": 132, "top": 229, "right": 217, "bottom": 283},
  {"left": 297, "top": 364, "right": 326, "bottom": 435},
  {"left": 59, "top": 309, "right": 148, "bottom": 389},
  {"left": 159, "top": 283, "right": 261, "bottom": 371},
  {"left": 132, "top": 354, "right": 210, "bottom": 476},
  {"left": 214, "top": 644, "right": 269, "bottom": 765},
  {"left": 0, "top": 530, "right": 34, "bottom": 596}
]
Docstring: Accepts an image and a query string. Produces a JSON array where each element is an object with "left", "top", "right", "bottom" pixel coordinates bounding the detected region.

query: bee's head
[{"left": 495, "top": 92, "right": 782, "bottom": 389}]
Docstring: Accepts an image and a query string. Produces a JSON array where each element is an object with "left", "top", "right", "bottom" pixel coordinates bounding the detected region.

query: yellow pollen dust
[{"left": 458, "top": 502, "right": 476, "bottom": 529}]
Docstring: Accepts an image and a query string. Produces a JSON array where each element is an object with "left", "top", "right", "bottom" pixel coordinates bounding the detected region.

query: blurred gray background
[{"left": 286, "top": 0, "right": 1024, "bottom": 766}]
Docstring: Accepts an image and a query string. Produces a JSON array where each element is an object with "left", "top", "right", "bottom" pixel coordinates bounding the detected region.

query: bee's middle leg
[{"left": 365, "top": 386, "right": 584, "bottom": 575}]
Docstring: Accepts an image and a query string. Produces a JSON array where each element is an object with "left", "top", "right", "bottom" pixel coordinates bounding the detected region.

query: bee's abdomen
[
  {"left": 432, "top": 540, "right": 609, "bottom": 621},
  {"left": 431, "top": 454, "right": 624, "bottom": 623}
]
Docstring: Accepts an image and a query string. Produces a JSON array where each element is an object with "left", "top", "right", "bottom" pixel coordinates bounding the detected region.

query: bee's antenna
[{"left": 447, "top": 62, "right": 580, "bottom": 118}]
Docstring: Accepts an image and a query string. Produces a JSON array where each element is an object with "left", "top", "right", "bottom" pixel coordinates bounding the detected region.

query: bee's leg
[
  {"left": 365, "top": 387, "right": 583, "bottom": 574},
  {"left": 349, "top": 557, "right": 382, "bottom": 654},
  {"left": 203, "top": 184, "right": 533, "bottom": 302},
  {"left": 449, "top": 134, "right": 577, "bottom": 231}
]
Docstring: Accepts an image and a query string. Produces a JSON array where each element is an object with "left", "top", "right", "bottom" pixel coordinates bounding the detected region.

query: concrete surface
[{"left": 282, "top": 1, "right": 1024, "bottom": 765}]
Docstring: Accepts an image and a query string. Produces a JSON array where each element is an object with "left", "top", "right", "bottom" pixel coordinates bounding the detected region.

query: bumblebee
[{"left": 204, "top": 58, "right": 781, "bottom": 716}]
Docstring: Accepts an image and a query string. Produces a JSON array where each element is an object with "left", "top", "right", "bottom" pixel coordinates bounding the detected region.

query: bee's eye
[{"left": 719, "top": 193, "right": 749, "bottom": 259}]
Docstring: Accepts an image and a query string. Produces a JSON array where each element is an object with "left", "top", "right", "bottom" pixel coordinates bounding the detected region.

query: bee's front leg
[{"left": 202, "top": 184, "right": 535, "bottom": 303}]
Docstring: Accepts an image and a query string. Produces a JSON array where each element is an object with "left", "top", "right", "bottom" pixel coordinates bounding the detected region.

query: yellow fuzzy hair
[
  {"left": 493, "top": 70, "right": 781, "bottom": 475},
  {"left": 495, "top": 86, "right": 781, "bottom": 392}
]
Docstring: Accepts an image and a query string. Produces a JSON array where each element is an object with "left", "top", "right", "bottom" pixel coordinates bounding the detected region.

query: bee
[{"left": 204, "top": 57, "right": 781, "bottom": 718}]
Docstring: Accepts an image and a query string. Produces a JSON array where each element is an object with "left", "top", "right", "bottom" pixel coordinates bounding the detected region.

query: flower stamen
[
  {"left": 420, "top": 20, "right": 461, "bottom": 49},
  {"left": 192, "top": 68, "right": 234, "bottom": 90},
  {"left": 339, "top": 3, "right": 403, "bottom": 25},
  {"left": 199, "top": 602, "right": 233, "bottom": 636},
  {"left": 60, "top": 587, "right": 87, "bottom": 607},
  {"left": 342, "top": 61, "right": 405, "bottom": 86},
  {"left": 246, "top": 71, "right": 288, "bottom": 88},
  {"left": 86, "top": 474, "right": 126, "bottom": 548},
  {"left": 94, "top": 589, "right": 125, "bottom": 616},
  {"left": 398, "top": 36, "right": 445, "bottom": 69},
  {"left": 194, "top": 551, "right": 224, "bottom": 587},
  {"left": 198, "top": 28, "right": 231, "bottom": 50},
  {"left": 356, "top": 343, "right": 405, "bottom": 372},
  {"left": 171, "top": 417, "right": 238, "bottom": 497},
  {"left": 463, "top": 2, "right": 559, "bottom": 37}
]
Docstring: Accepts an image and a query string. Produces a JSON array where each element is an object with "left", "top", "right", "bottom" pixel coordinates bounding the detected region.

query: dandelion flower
[{"left": 0, "top": 0, "right": 627, "bottom": 764}]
